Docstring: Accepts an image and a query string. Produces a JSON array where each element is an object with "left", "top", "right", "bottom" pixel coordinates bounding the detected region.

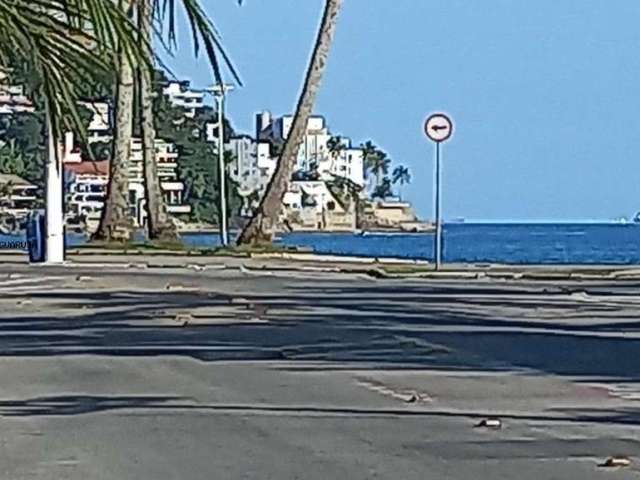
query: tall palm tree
[
  {"left": 360, "top": 140, "right": 379, "bottom": 192},
  {"left": 370, "top": 150, "right": 391, "bottom": 187},
  {"left": 1, "top": 0, "right": 146, "bottom": 260},
  {"left": 138, "top": 0, "right": 177, "bottom": 241},
  {"left": 392, "top": 165, "right": 411, "bottom": 200},
  {"left": 95, "top": 0, "right": 241, "bottom": 242},
  {"left": 93, "top": 1, "right": 136, "bottom": 242},
  {"left": 238, "top": 0, "right": 344, "bottom": 245},
  {"left": 360, "top": 140, "right": 377, "bottom": 175}
]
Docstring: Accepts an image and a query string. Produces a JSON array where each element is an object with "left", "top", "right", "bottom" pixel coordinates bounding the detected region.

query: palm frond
[
  {"left": 0, "top": 0, "right": 149, "bottom": 145},
  {"left": 157, "top": 0, "right": 242, "bottom": 86}
]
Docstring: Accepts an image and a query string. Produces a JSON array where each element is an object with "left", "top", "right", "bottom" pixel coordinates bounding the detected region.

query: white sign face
[{"left": 424, "top": 113, "right": 453, "bottom": 143}]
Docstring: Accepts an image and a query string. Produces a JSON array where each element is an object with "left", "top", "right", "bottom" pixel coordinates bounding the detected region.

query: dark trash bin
[{"left": 26, "top": 211, "right": 45, "bottom": 263}]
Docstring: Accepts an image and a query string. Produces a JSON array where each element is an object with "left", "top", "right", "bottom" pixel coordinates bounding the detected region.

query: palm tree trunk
[
  {"left": 93, "top": 20, "right": 134, "bottom": 242},
  {"left": 237, "top": 0, "right": 343, "bottom": 245},
  {"left": 352, "top": 193, "right": 360, "bottom": 231},
  {"left": 139, "top": 0, "right": 177, "bottom": 242}
]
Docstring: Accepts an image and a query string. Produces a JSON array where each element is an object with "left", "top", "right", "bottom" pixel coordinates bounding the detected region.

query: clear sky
[{"left": 163, "top": 0, "right": 640, "bottom": 222}]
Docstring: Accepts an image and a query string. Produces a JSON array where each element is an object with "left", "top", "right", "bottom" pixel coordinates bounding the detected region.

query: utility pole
[{"left": 209, "top": 84, "right": 234, "bottom": 247}]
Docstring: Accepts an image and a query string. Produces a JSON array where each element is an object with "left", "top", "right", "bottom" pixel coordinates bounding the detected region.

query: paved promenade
[{"left": 1, "top": 262, "right": 640, "bottom": 478}]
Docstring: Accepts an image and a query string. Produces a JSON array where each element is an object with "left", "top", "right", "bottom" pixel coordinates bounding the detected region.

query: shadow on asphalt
[
  {"left": 3, "top": 394, "right": 640, "bottom": 432},
  {"left": 2, "top": 281, "right": 640, "bottom": 383}
]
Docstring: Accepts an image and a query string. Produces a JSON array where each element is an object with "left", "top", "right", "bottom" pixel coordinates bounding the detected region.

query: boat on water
[{"left": 634, "top": 212, "right": 640, "bottom": 224}]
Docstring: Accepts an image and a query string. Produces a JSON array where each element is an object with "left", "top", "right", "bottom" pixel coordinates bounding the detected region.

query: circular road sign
[{"left": 424, "top": 113, "right": 453, "bottom": 143}]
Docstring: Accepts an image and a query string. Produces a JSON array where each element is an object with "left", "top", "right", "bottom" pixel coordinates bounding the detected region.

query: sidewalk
[{"left": 2, "top": 249, "right": 640, "bottom": 280}]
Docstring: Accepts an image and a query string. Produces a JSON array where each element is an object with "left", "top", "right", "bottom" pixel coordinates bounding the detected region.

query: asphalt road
[{"left": 1, "top": 263, "right": 640, "bottom": 479}]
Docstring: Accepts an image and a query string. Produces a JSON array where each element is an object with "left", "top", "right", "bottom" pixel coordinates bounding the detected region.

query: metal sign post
[{"left": 424, "top": 113, "right": 453, "bottom": 271}]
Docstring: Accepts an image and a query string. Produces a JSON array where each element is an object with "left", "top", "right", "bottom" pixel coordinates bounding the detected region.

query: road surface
[{"left": 1, "top": 263, "right": 640, "bottom": 479}]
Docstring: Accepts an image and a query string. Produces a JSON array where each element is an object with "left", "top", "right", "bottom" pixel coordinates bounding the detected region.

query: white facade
[
  {"left": 0, "top": 82, "right": 34, "bottom": 115},
  {"left": 226, "top": 136, "right": 275, "bottom": 194},
  {"left": 64, "top": 137, "right": 191, "bottom": 230},
  {"left": 257, "top": 111, "right": 365, "bottom": 187},
  {"left": 80, "top": 101, "right": 111, "bottom": 143},
  {"left": 283, "top": 181, "right": 346, "bottom": 215},
  {"left": 162, "top": 81, "right": 205, "bottom": 118},
  {"left": 331, "top": 148, "right": 364, "bottom": 187},
  {"left": 128, "top": 138, "right": 190, "bottom": 223},
  {"left": 0, "top": 173, "right": 38, "bottom": 218},
  {"left": 224, "top": 136, "right": 276, "bottom": 215}
]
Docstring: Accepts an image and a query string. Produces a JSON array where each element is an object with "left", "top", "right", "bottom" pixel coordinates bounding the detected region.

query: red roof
[{"left": 65, "top": 160, "right": 110, "bottom": 176}]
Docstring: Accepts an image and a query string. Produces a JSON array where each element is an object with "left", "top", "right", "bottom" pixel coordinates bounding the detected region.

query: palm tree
[
  {"left": 360, "top": 140, "right": 378, "bottom": 177},
  {"left": 138, "top": 0, "right": 177, "bottom": 242},
  {"left": 327, "top": 135, "right": 345, "bottom": 159},
  {"left": 370, "top": 150, "right": 391, "bottom": 187},
  {"left": 94, "top": 0, "right": 241, "bottom": 243},
  {"left": 237, "top": 0, "right": 344, "bottom": 245},
  {"left": 93, "top": 2, "right": 136, "bottom": 242},
  {"left": 360, "top": 140, "right": 384, "bottom": 192},
  {"left": 371, "top": 176, "right": 393, "bottom": 200},
  {"left": 1, "top": 0, "right": 147, "bottom": 260},
  {"left": 0, "top": 1, "right": 142, "bottom": 143},
  {"left": 392, "top": 165, "right": 411, "bottom": 200}
]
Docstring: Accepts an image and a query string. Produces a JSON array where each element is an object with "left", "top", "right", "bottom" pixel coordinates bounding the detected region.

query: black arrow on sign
[{"left": 431, "top": 125, "right": 448, "bottom": 132}]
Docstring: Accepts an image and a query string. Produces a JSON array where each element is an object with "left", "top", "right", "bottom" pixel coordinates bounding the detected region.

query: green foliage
[
  {"left": 0, "top": 140, "right": 26, "bottom": 176},
  {"left": 371, "top": 177, "right": 393, "bottom": 200},
  {"left": 360, "top": 140, "right": 391, "bottom": 187},
  {"left": 152, "top": 73, "right": 242, "bottom": 225},
  {"left": 392, "top": 165, "right": 411, "bottom": 184},
  {"left": 0, "top": 0, "right": 146, "bottom": 143},
  {"left": 0, "top": 112, "right": 45, "bottom": 187}
]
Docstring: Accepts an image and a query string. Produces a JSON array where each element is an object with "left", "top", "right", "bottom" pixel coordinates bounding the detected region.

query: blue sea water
[{"left": 3, "top": 223, "right": 640, "bottom": 265}]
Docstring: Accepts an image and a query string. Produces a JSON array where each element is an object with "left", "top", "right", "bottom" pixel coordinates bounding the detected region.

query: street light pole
[{"left": 209, "top": 84, "right": 234, "bottom": 247}]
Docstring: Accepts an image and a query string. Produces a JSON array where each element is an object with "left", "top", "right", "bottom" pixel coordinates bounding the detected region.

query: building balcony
[
  {"left": 161, "top": 182, "right": 185, "bottom": 191},
  {"left": 167, "top": 204, "right": 191, "bottom": 214}
]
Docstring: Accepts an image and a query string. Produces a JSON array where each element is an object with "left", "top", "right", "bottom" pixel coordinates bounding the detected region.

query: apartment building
[
  {"left": 256, "top": 111, "right": 365, "bottom": 187},
  {"left": 162, "top": 81, "right": 205, "bottom": 118}
]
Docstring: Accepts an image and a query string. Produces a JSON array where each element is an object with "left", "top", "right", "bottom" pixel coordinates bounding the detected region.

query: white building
[
  {"left": 64, "top": 137, "right": 191, "bottom": 231},
  {"left": 81, "top": 101, "right": 111, "bottom": 143},
  {"left": 64, "top": 161, "right": 109, "bottom": 232},
  {"left": 63, "top": 102, "right": 111, "bottom": 164},
  {"left": 226, "top": 136, "right": 275, "bottom": 192},
  {"left": 128, "top": 138, "right": 191, "bottom": 225},
  {"left": 256, "top": 111, "right": 364, "bottom": 187},
  {"left": 0, "top": 79, "right": 35, "bottom": 115},
  {"left": 282, "top": 180, "right": 354, "bottom": 231},
  {"left": 162, "top": 81, "right": 205, "bottom": 118},
  {"left": 218, "top": 135, "right": 275, "bottom": 215},
  {"left": 0, "top": 173, "right": 38, "bottom": 216}
]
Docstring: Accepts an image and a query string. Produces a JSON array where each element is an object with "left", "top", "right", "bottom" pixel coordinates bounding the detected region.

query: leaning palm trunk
[
  {"left": 93, "top": 37, "right": 135, "bottom": 242},
  {"left": 237, "top": 0, "right": 343, "bottom": 245},
  {"left": 139, "top": 0, "right": 177, "bottom": 241}
]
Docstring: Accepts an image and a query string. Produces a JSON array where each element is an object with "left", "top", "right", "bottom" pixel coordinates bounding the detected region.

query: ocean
[{"left": 3, "top": 223, "right": 640, "bottom": 265}]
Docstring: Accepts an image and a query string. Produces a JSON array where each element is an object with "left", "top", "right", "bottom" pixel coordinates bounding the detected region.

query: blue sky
[{"left": 163, "top": 0, "right": 640, "bottom": 221}]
